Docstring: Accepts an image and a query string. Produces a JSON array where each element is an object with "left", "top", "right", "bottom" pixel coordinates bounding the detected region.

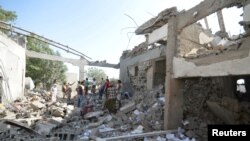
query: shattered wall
[
  {"left": 182, "top": 77, "right": 250, "bottom": 140},
  {"left": 177, "top": 23, "right": 209, "bottom": 58},
  {"left": 0, "top": 33, "right": 26, "bottom": 103},
  {"left": 120, "top": 45, "right": 165, "bottom": 94}
]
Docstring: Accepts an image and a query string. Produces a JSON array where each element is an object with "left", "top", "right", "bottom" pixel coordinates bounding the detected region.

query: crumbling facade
[{"left": 120, "top": 0, "right": 250, "bottom": 140}]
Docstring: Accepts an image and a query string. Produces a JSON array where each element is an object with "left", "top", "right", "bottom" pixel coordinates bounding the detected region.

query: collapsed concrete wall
[
  {"left": 182, "top": 77, "right": 250, "bottom": 140},
  {"left": 0, "top": 33, "right": 26, "bottom": 103},
  {"left": 119, "top": 45, "right": 165, "bottom": 94}
]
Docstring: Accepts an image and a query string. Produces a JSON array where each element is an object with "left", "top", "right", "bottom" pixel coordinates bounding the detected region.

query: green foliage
[
  {"left": 0, "top": 6, "right": 17, "bottom": 22},
  {"left": 85, "top": 67, "right": 107, "bottom": 81},
  {"left": 26, "top": 36, "right": 67, "bottom": 89}
]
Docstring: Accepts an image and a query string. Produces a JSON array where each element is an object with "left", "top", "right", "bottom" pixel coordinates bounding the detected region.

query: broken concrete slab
[
  {"left": 31, "top": 101, "right": 46, "bottom": 110},
  {"left": 222, "top": 96, "right": 239, "bottom": 113},
  {"left": 35, "top": 122, "right": 57, "bottom": 135},
  {"left": 52, "top": 108, "right": 65, "bottom": 117},
  {"left": 15, "top": 117, "right": 42, "bottom": 126},
  {"left": 5, "top": 119, "right": 40, "bottom": 135},
  {"left": 207, "top": 101, "right": 236, "bottom": 124},
  {"left": 120, "top": 102, "right": 136, "bottom": 114},
  {"left": 49, "top": 117, "right": 64, "bottom": 125},
  {"left": 84, "top": 111, "right": 104, "bottom": 120}
]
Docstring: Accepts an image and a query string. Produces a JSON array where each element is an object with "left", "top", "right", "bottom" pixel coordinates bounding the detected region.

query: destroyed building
[
  {"left": 0, "top": 0, "right": 250, "bottom": 141},
  {"left": 119, "top": 0, "right": 250, "bottom": 140}
]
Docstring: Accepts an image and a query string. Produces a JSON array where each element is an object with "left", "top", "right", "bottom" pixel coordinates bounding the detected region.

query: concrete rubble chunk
[
  {"left": 49, "top": 117, "right": 64, "bottom": 125},
  {"left": 120, "top": 102, "right": 136, "bottom": 114},
  {"left": 30, "top": 101, "right": 46, "bottom": 111},
  {"left": 35, "top": 122, "right": 57, "bottom": 135},
  {"left": 52, "top": 108, "right": 65, "bottom": 117},
  {"left": 207, "top": 101, "right": 236, "bottom": 124},
  {"left": 131, "top": 125, "right": 144, "bottom": 134},
  {"left": 84, "top": 111, "right": 104, "bottom": 119}
]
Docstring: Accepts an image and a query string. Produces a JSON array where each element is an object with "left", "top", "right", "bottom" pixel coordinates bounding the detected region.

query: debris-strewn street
[{"left": 1, "top": 0, "right": 250, "bottom": 141}]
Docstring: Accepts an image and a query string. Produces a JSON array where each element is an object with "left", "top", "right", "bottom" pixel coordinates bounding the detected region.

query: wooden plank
[
  {"left": 177, "top": 0, "right": 243, "bottom": 31},
  {"left": 99, "top": 130, "right": 176, "bottom": 141}
]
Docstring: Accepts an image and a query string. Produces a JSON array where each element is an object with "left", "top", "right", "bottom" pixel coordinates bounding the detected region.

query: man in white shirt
[{"left": 51, "top": 79, "right": 58, "bottom": 102}]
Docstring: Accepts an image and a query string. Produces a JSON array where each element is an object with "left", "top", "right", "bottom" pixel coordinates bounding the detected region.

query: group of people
[
  {"left": 50, "top": 77, "right": 124, "bottom": 114},
  {"left": 99, "top": 78, "right": 123, "bottom": 113}
]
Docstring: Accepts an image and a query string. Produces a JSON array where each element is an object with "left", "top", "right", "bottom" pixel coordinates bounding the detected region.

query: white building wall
[{"left": 0, "top": 33, "right": 25, "bottom": 103}]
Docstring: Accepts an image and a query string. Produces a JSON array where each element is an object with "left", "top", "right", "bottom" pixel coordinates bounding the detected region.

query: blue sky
[{"left": 1, "top": 0, "right": 243, "bottom": 79}]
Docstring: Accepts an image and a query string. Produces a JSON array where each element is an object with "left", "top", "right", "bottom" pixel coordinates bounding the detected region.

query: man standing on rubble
[
  {"left": 62, "top": 82, "right": 67, "bottom": 99},
  {"left": 76, "top": 81, "right": 84, "bottom": 107},
  {"left": 116, "top": 80, "right": 122, "bottom": 108},
  {"left": 50, "top": 79, "right": 58, "bottom": 102},
  {"left": 84, "top": 78, "right": 89, "bottom": 95}
]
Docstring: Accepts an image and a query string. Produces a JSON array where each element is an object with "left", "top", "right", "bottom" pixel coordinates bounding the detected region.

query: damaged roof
[{"left": 135, "top": 7, "right": 178, "bottom": 35}]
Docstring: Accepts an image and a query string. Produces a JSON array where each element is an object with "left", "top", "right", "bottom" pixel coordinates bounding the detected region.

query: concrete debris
[
  {"left": 1, "top": 75, "right": 249, "bottom": 141},
  {"left": 30, "top": 101, "right": 46, "bottom": 110},
  {"left": 207, "top": 101, "right": 236, "bottom": 124},
  {"left": 131, "top": 125, "right": 144, "bottom": 134},
  {"left": 51, "top": 107, "right": 65, "bottom": 117},
  {"left": 35, "top": 122, "right": 57, "bottom": 135},
  {"left": 84, "top": 111, "right": 104, "bottom": 119},
  {"left": 119, "top": 102, "right": 136, "bottom": 113}
]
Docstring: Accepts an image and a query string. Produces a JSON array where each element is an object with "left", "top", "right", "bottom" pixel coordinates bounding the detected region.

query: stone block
[
  {"left": 84, "top": 111, "right": 104, "bottom": 119},
  {"left": 49, "top": 117, "right": 64, "bottom": 125},
  {"left": 35, "top": 122, "right": 57, "bottom": 135},
  {"left": 30, "top": 101, "right": 46, "bottom": 111},
  {"left": 207, "top": 101, "right": 236, "bottom": 124},
  {"left": 120, "top": 102, "right": 136, "bottom": 114},
  {"left": 52, "top": 108, "right": 65, "bottom": 117}
]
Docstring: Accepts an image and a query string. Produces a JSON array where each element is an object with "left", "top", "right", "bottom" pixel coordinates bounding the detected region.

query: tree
[
  {"left": 0, "top": 6, "right": 17, "bottom": 22},
  {"left": 26, "top": 36, "right": 67, "bottom": 89},
  {"left": 85, "top": 67, "right": 107, "bottom": 81}
]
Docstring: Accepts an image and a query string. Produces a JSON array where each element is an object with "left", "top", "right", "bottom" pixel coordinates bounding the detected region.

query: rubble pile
[
  {"left": 2, "top": 74, "right": 249, "bottom": 140},
  {"left": 177, "top": 24, "right": 244, "bottom": 59},
  {"left": 0, "top": 90, "right": 81, "bottom": 140}
]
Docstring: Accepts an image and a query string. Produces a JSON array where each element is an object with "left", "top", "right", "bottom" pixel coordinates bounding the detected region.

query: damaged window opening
[
  {"left": 237, "top": 79, "right": 246, "bottom": 93},
  {"left": 235, "top": 78, "right": 249, "bottom": 101}
]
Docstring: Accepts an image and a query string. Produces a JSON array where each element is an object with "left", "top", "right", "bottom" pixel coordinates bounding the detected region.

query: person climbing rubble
[
  {"left": 65, "top": 82, "right": 75, "bottom": 102},
  {"left": 81, "top": 100, "right": 93, "bottom": 116},
  {"left": 76, "top": 81, "right": 84, "bottom": 108},
  {"left": 104, "top": 78, "right": 110, "bottom": 99},
  {"left": 116, "top": 80, "right": 122, "bottom": 108},
  {"left": 62, "top": 82, "right": 67, "bottom": 99},
  {"left": 98, "top": 78, "right": 105, "bottom": 100},
  {"left": 104, "top": 81, "right": 120, "bottom": 113},
  {"left": 91, "top": 78, "right": 97, "bottom": 94},
  {"left": 84, "top": 78, "right": 89, "bottom": 95}
]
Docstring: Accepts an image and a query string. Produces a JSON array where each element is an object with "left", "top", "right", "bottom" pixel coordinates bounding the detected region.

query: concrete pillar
[
  {"left": 79, "top": 65, "right": 84, "bottom": 81},
  {"left": 79, "top": 57, "right": 85, "bottom": 81},
  {"left": 204, "top": 17, "right": 209, "bottom": 30},
  {"left": 164, "top": 8, "right": 184, "bottom": 130},
  {"left": 217, "top": 10, "right": 226, "bottom": 32}
]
